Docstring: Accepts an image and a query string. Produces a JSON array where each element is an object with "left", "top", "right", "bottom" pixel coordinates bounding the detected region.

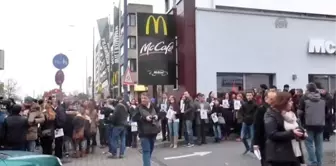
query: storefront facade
[{"left": 195, "top": 6, "right": 336, "bottom": 95}]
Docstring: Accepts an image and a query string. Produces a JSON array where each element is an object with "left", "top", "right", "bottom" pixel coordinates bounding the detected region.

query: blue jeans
[
  {"left": 168, "top": 121, "right": 179, "bottom": 137},
  {"left": 184, "top": 120, "right": 194, "bottom": 144},
  {"left": 107, "top": 126, "right": 113, "bottom": 153},
  {"left": 110, "top": 126, "right": 126, "bottom": 156},
  {"left": 141, "top": 137, "right": 156, "bottom": 166},
  {"left": 213, "top": 124, "right": 222, "bottom": 139},
  {"left": 305, "top": 130, "right": 323, "bottom": 166},
  {"left": 241, "top": 123, "right": 254, "bottom": 151},
  {"left": 25, "top": 141, "right": 36, "bottom": 152}
]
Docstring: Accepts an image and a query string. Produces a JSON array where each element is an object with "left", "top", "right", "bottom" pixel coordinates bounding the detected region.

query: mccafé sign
[
  {"left": 146, "top": 15, "right": 168, "bottom": 36},
  {"left": 308, "top": 39, "right": 336, "bottom": 55}
]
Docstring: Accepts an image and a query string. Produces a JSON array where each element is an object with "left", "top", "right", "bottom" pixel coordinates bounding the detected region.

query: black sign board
[{"left": 137, "top": 13, "right": 176, "bottom": 85}]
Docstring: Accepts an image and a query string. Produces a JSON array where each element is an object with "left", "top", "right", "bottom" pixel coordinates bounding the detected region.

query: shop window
[
  {"left": 128, "top": 13, "right": 136, "bottom": 26},
  {"left": 128, "top": 36, "right": 136, "bottom": 49},
  {"left": 216, "top": 73, "right": 274, "bottom": 93},
  {"left": 309, "top": 75, "right": 329, "bottom": 90},
  {"left": 128, "top": 59, "right": 137, "bottom": 72}
]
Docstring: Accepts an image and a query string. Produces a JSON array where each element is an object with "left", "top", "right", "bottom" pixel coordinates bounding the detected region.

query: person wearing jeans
[
  {"left": 239, "top": 91, "right": 258, "bottom": 154},
  {"left": 133, "top": 92, "right": 160, "bottom": 166},
  {"left": 182, "top": 94, "right": 195, "bottom": 147},
  {"left": 110, "top": 126, "right": 126, "bottom": 157},
  {"left": 298, "top": 83, "right": 328, "bottom": 166},
  {"left": 167, "top": 95, "right": 180, "bottom": 148},
  {"left": 108, "top": 98, "right": 129, "bottom": 158},
  {"left": 305, "top": 130, "right": 323, "bottom": 166}
]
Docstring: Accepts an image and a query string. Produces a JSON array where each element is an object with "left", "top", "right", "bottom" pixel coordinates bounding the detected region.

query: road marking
[{"left": 164, "top": 151, "right": 212, "bottom": 160}]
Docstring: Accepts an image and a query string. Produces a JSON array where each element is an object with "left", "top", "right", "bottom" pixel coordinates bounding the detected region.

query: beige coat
[
  {"left": 88, "top": 110, "right": 98, "bottom": 134},
  {"left": 26, "top": 104, "right": 45, "bottom": 141}
]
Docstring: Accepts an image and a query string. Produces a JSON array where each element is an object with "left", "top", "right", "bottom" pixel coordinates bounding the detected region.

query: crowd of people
[{"left": 0, "top": 82, "right": 334, "bottom": 166}]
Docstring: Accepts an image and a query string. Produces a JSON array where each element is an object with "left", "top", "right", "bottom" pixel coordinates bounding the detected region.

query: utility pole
[{"left": 92, "top": 27, "right": 95, "bottom": 100}]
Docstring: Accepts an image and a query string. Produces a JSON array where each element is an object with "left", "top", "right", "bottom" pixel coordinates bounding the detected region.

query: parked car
[{"left": 0, "top": 150, "right": 62, "bottom": 166}]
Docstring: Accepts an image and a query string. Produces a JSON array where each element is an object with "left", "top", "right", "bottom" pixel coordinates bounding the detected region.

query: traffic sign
[
  {"left": 55, "top": 70, "right": 65, "bottom": 85},
  {"left": 53, "top": 53, "right": 69, "bottom": 69},
  {"left": 123, "top": 68, "right": 133, "bottom": 85}
]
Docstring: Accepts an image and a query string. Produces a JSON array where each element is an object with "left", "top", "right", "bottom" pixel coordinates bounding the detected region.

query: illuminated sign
[{"left": 145, "top": 15, "right": 168, "bottom": 36}]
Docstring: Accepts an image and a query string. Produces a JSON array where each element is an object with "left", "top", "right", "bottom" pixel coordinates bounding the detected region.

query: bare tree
[{"left": 4, "top": 79, "right": 19, "bottom": 98}]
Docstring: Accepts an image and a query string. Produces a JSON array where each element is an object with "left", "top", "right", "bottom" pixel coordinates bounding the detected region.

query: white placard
[
  {"left": 180, "top": 101, "right": 185, "bottom": 113},
  {"left": 211, "top": 113, "right": 218, "bottom": 123},
  {"left": 127, "top": 116, "right": 130, "bottom": 122},
  {"left": 210, "top": 102, "right": 214, "bottom": 110},
  {"left": 200, "top": 109, "right": 208, "bottom": 119},
  {"left": 166, "top": 109, "right": 174, "bottom": 119},
  {"left": 131, "top": 122, "right": 138, "bottom": 132},
  {"left": 54, "top": 128, "right": 64, "bottom": 138},
  {"left": 222, "top": 99, "right": 229, "bottom": 108},
  {"left": 98, "top": 114, "right": 105, "bottom": 120},
  {"left": 234, "top": 100, "right": 241, "bottom": 110},
  {"left": 174, "top": 119, "right": 180, "bottom": 123},
  {"left": 160, "top": 104, "right": 167, "bottom": 112}
]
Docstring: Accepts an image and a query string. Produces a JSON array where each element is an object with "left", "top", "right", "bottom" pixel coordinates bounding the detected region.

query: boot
[
  {"left": 80, "top": 150, "right": 87, "bottom": 157},
  {"left": 173, "top": 136, "right": 178, "bottom": 148},
  {"left": 74, "top": 151, "right": 80, "bottom": 158}
]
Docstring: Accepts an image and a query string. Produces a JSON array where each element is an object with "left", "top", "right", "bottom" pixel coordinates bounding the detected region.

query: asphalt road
[
  {"left": 152, "top": 137, "right": 336, "bottom": 166},
  {"left": 64, "top": 136, "right": 335, "bottom": 166}
]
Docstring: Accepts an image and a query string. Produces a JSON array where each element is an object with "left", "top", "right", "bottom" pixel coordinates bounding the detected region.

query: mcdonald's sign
[
  {"left": 137, "top": 13, "right": 175, "bottom": 37},
  {"left": 146, "top": 15, "right": 167, "bottom": 36}
]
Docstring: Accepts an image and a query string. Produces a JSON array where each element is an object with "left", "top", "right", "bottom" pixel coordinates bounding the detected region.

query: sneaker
[
  {"left": 187, "top": 143, "right": 194, "bottom": 148},
  {"left": 242, "top": 150, "right": 249, "bottom": 155},
  {"left": 119, "top": 155, "right": 124, "bottom": 159},
  {"left": 108, "top": 154, "right": 118, "bottom": 159}
]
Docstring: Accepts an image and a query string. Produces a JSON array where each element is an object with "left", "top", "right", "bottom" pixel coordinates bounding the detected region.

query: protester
[
  {"left": 167, "top": 95, "right": 180, "bottom": 148},
  {"left": 182, "top": 92, "right": 195, "bottom": 147},
  {"left": 253, "top": 90, "right": 276, "bottom": 166},
  {"left": 26, "top": 103, "right": 45, "bottom": 152},
  {"left": 157, "top": 93, "right": 169, "bottom": 142},
  {"left": 40, "top": 101, "right": 56, "bottom": 155},
  {"left": 1, "top": 104, "right": 28, "bottom": 150},
  {"left": 264, "top": 92, "right": 305, "bottom": 166},
  {"left": 72, "top": 106, "right": 87, "bottom": 158},
  {"left": 211, "top": 99, "right": 224, "bottom": 142},
  {"left": 53, "top": 99, "right": 66, "bottom": 160},
  {"left": 134, "top": 92, "right": 160, "bottom": 166},
  {"left": 129, "top": 99, "right": 139, "bottom": 148},
  {"left": 194, "top": 93, "right": 211, "bottom": 145},
  {"left": 102, "top": 99, "right": 115, "bottom": 153},
  {"left": 239, "top": 91, "right": 258, "bottom": 154},
  {"left": 298, "top": 83, "right": 328, "bottom": 166},
  {"left": 109, "top": 96, "right": 129, "bottom": 158},
  {"left": 86, "top": 100, "right": 98, "bottom": 153}
]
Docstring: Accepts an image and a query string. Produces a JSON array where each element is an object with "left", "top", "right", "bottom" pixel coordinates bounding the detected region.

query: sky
[{"left": 0, "top": 0, "right": 334, "bottom": 98}]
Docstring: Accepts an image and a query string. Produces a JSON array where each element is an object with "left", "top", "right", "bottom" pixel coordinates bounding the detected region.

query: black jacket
[
  {"left": 110, "top": 103, "right": 129, "bottom": 127},
  {"left": 253, "top": 103, "right": 268, "bottom": 149},
  {"left": 54, "top": 106, "right": 66, "bottom": 129},
  {"left": 2, "top": 115, "right": 29, "bottom": 146},
  {"left": 264, "top": 108, "right": 297, "bottom": 162},
  {"left": 183, "top": 98, "right": 195, "bottom": 121},
  {"left": 240, "top": 100, "right": 258, "bottom": 125},
  {"left": 101, "top": 106, "right": 114, "bottom": 124},
  {"left": 134, "top": 104, "right": 160, "bottom": 138}
]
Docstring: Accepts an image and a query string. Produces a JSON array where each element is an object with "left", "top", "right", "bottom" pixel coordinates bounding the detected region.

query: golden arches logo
[
  {"left": 145, "top": 15, "right": 167, "bottom": 36},
  {"left": 112, "top": 72, "right": 118, "bottom": 85}
]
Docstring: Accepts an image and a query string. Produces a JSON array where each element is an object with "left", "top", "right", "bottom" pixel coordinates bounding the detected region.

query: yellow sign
[
  {"left": 112, "top": 72, "right": 118, "bottom": 85},
  {"left": 145, "top": 15, "right": 167, "bottom": 36}
]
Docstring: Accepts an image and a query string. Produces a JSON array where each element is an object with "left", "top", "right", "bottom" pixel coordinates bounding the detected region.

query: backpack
[{"left": 304, "top": 98, "right": 326, "bottom": 126}]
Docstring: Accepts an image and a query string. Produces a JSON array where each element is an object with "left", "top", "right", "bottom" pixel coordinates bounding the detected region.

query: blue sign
[{"left": 53, "top": 53, "right": 69, "bottom": 69}]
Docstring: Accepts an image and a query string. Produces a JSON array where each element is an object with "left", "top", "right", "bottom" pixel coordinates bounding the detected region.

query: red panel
[{"left": 176, "top": 0, "right": 196, "bottom": 97}]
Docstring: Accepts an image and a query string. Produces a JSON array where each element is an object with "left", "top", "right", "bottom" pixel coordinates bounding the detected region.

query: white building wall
[{"left": 195, "top": 9, "right": 336, "bottom": 95}]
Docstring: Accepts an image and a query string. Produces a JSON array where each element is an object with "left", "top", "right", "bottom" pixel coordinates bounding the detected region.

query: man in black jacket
[
  {"left": 1, "top": 104, "right": 28, "bottom": 150},
  {"left": 53, "top": 99, "right": 66, "bottom": 160},
  {"left": 240, "top": 91, "right": 258, "bottom": 154},
  {"left": 108, "top": 97, "right": 129, "bottom": 158}
]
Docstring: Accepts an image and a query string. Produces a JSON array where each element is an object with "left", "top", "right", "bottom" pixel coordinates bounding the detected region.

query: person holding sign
[
  {"left": 240, "top": 91, "right": 258, "bottom": 155},
  {"left": 211, "top": 99, "right": 225, "bottom": 142},
  {"left": 182, "top": 92, "right": 195, "bottom": 147},
  {"left": 194, "top": 93, "right": 211, "bottom": 145},
  {"left": 156, "top": 93, "right": 169, "bottom": 142},
  {"left": 167, "top": 96, "right": 180, "bottom": 148}
]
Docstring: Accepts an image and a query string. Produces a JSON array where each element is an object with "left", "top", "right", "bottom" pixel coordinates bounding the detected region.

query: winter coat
[{"left": 26, "top": 104, "right": 45, "bottom": 141}]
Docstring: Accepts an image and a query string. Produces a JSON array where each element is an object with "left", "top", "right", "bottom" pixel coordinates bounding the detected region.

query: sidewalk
[{"left": 64, "top": 148, "right": 160, "bottom": 166}]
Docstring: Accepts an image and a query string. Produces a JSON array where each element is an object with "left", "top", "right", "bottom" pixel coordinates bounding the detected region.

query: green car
[{"left": 0, "top": 150, "right": 62, "bottom": 166}]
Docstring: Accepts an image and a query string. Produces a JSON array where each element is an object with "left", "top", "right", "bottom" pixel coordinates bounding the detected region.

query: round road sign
[
  {"left": 55, "top": 70, "right": 65, "bottom": 85},
  {"left": 53, "top": 53, "right": 69, "bottom": 69}
]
